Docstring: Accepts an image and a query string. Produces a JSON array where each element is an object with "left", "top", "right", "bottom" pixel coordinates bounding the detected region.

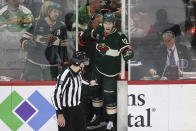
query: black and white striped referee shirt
[{"left": 52, "top": 67, "right": 89, "bottom": 114}]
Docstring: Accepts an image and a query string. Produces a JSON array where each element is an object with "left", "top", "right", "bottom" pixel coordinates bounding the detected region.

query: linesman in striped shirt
[{"left": 52, "top": 51, "right": 95, "bottom": 131}]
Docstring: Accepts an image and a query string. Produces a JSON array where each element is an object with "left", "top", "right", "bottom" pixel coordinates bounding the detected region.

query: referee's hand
[
  {"left": 58, "top": 114, "right": 65, "bottom": 127},
  {"left": 89, "top": 80, "right": 98, "bottom": 86}
]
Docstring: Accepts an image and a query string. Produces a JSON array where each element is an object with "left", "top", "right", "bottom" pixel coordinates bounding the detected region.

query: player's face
[
  {"left": 48, "top": 9, "right": 59, "bottom": 22},
  {"left": 163, "top": 36, "right": 175, "bottom": 49},
  {"left": 103, "top": 21, "right": 114, "bottom": 34}
]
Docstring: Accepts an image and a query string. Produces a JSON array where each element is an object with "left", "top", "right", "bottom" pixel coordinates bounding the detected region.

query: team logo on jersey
[
  {"left": 39, "top": 34, "right": 57, "bottom": 43},
  {"left": 122, "top": 38, "right": 129, "bottom": 44},
  {"left": 96, "top": 43, "right": 109, "bottom": 56}
]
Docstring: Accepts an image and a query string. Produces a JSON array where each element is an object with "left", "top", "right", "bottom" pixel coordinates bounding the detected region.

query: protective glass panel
[
  {"left": 129, "top": 0, "right": 195, "bottom": 80},
  {"left": 0, "top": 0, "right": 196, "bottom": 81},
  {"left": 0, "top": 0, "right": 77, "bottom": 81}
]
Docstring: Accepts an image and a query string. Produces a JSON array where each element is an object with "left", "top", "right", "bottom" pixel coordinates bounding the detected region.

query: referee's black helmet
[{"left": 72, "top": 51, "right": 89, "bottom": 66}]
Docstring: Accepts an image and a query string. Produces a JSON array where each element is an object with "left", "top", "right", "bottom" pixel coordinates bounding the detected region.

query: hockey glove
[
  {"left": 123, "top": 49, "right": 134, "bottom": 61},
  {"left": 78, "top": 31, "right": 87, "bottom": 46}
]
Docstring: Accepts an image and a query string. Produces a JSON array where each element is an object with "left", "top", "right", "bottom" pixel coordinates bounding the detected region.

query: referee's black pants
[{"left": 57, "top": 105, "right": 86, "bottom": 131}]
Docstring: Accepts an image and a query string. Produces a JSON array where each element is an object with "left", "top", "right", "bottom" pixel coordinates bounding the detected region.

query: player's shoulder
[
  {"left": 61, "top": 67, "right": 71, "bottom": 78},
  {"left": 18, "top": 5, "right": 32, "bottom": 15},
  {"left": 115, "top": 30, "right": 127, "bottom": 38}
]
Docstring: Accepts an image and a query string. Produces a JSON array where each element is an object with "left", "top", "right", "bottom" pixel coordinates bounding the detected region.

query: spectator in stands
[
  {"left": 131, "top": 11, "right": 151, "bottom": 38},
  {"left": 101, "top": 0, "right": 121, "bottom": 16},
  {"left": 138, "top": 9, "right": 176, "bottom": 80},
  {"left": 0, "top": 0, "right": 33, "bottom": 32},
  {"left": 22, "top": 0, "right": 43, "bottom": 19},
  {"left": 72, "top": 0, "right": 103, "bottom": 31},
  {"left": 0, "top": 0, "right": 33, "bottom": 80},
  {"left": 149, "top": 27, "right": 192, "bottom": 80},
  {"left": 187, "top": 0, "right": 196, "bottom": 47},
  {"left": 101, "top": 0, "right": 121, "bottom": 28},
  {"left": 20, "top": 1, "right": 69, "bottom": 81},
  {"left": 104, "top": 0, "right": 111, "bottom": 6},
  {"left": 149, "top": 9, "right": 175, "bottom": 35}
]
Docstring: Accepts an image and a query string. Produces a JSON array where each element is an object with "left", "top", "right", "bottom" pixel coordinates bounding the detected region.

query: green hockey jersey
[
  {"left": 20, "top": 17, "right": 68, "bottom": 65},
  {"left": 92, "top": 25, "right": 131, "bottom": 77},
  {"left": 0, "top": 5, "right": 33, "bottom": 32},
  {"left": 72, "top": 6, "right": 91, "bottom": 31}
]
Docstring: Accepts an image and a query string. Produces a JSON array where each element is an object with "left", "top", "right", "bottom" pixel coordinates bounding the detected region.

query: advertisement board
[
  {"left": 128, "top": 85, "right": 168, "bottom": 131},
  {"left": 0, "top": 83, "right": 57, "bottom": 131},
  {"left": 127, "top": 81, "right": 196, "bottom": 131},
  {"left": 1, "top": 80, "right": 196, "bottom": 131}
]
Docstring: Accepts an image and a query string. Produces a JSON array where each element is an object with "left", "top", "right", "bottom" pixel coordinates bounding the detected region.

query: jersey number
[{"left": 122, "top": 38, "right": 129, "bottom": 44}]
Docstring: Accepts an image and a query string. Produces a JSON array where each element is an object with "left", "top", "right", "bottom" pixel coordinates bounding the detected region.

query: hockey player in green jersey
[
  {"left": 79, "top": 12, "right": 134, "bottom": 131},
  {"left": 0, "top": 0, "right": 33, "bottom": 32},
  {"left": 20, "top": 1, "right": 68, "bottom": 81}
]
